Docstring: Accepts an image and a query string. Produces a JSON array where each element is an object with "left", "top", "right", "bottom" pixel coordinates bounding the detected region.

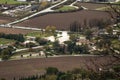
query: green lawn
[
  {"left": 27, "top": 31, "right": 43, "bottom": 37},
  {"left": 27, "top": 31, "right": 54, "bottom": 37},
  {"left": 57, "top": 5, "right": 76, "bottom": 11},
  {"left": 0, "top": 38, "right": 15, "bottom": 45},
  {"left": 0, "top": 0, "right": 27, "bottom": 4}
]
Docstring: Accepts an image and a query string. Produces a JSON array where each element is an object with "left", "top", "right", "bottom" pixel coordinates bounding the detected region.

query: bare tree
[{"left": 107, "top": 3, "right": 120, "bottom": 24}]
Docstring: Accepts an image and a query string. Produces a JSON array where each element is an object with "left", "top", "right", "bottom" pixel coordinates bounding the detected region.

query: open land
[
  {"left": 0, "top": 56, "right": 119, "bottom": 80},
  {"left": 75, "top": 2, "right": 108, "bottom": 10},
  {"left": 15, "top": 10, "right": 111, "bottom": 30},
  {"left": 0, "top": 27, "right": 33, "bottom": 34},
  {"left": 0, "top": 38, "right": 15, "bottom": 44},
  {"left": 0, "top": 16, "right": 15, "bottom": 24}
]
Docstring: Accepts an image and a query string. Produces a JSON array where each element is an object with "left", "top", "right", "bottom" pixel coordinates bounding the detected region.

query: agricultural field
[
  {"left": 0, "top": 0, "right": 27, "bottom": 4},
  {"left": 0, "top": 56, "right": 119, "bottom": 80},
  {"left": 0, "top": 27, "right": 34, "bottom": 34},
  {"left": 0, "top": 16, "right": 15, "bottom": 24},
  {"left": 0, "top": 38, "right": 15, "bottom": 44},
  {"left": 15, "top": 10, "right": 111, "bottom": 30},
  {"left": 74, "top": 2, "right": 108, "bottom": 10}
]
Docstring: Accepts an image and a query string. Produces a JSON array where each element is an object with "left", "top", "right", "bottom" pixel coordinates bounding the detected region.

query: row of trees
[
  {"left": 69, "top": 19, "right": 112, "bottom": 32},
  {"left": 0, "top": 33, "right": 25, "bottom": 42}
]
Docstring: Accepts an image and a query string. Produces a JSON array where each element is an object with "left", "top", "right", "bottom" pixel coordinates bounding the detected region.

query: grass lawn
[
  {"left": 0, "top": 38, "right": 15, "bottom": 45},
  {"left": 0, "top": 0, "right": 27, "bottom": 4},
  {"left": 57, "top": 5, "right": 76, "bottom": 11},
  {"left": 27, "top": 31, "right": 43, "bottom": 37},
  {"left": 26, "top": 31, "right": 54, "bottom": 37}
]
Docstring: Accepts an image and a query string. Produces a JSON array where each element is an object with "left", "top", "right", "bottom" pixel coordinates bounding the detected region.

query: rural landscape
[{"left": 0, "top": 0, "right": 120, "bottom": 80}]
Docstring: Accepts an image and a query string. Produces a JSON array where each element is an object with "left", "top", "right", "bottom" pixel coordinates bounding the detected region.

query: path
[{"left": 69, "top": 0, "right": 79, "bottom": 9}]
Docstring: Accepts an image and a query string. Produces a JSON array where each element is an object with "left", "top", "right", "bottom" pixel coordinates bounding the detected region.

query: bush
[{"left": 46, "top": 67, "right": 59, "bottom": 75}]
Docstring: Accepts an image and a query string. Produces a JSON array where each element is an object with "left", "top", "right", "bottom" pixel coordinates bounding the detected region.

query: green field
[
  {"left": 57, "top": 5, "right": 76, "bottom": 11},
  {"left": 0, "top": 0, "right": 27, "bottom": 4},
  {"left": 0, "top": 38, "right": 15, "bottom": 44},
  {"left": 27, "top": 31, "right": 43, "bottom": 37},
  {"left": 27, "top": 31, "right": 54, "bottom": 37}
]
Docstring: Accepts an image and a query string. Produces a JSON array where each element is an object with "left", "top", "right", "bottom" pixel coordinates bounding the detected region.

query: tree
[
  {"left": 70, "top": 21, "right": 81, "bottom": 32},
  {"left": 36, "top": 37, "right": 48, "bottom": 45},
  {"left": 52, "top": 40, "right": 61, "bottom": 53},
  {"left": 45, "top": 26, "right": 51, "bottom": 33},
  {"left": 46, "top": 67, "right": 59, "bottom": 75},
  {"left": 51, "top": 26, "right": 56, "bottom": 33},
  {"left": 1, "top": 48, "right": 12, "bottom": 60},
  {"left": 69, "top": 34, "right": 78, "bottom": 42},
  {"left": 106, "top": 26, "right": 113, "bottom": 35},
  {"left": 64, "top": 41, "right": 75, "bottom": 54},
  {"left": 107, "top": 3, "right": 120, "bottom": 24},
  {"left": 59, "top": 73, "right": 73, "bottom": 80},
  {"left": 84, "top": 29, "right": 93, "bottom": 40},
  {"left": 26, "top": 42, "right": 36, "bottom": 48},
  {"left": 45, "top": 26, "right": 56, "bottom": 34}
]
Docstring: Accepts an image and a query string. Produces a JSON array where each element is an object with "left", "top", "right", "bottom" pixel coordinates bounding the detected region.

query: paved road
[{"left": 7, "top": 0, "right": 67, "bottom": 25}]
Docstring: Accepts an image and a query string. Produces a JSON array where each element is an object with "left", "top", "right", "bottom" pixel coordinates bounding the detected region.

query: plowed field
[
  {"left": 0, "top": 27, "right": 33, "bottom": 34},
  {"left": 0, "top": 16, "right": 15, "bottom": 24},
  {"left": 15, "top": 10, "right": 111, "bottom": 30},
  {"left": 0, "top": 56, "right": 118, "bottom": 80}
]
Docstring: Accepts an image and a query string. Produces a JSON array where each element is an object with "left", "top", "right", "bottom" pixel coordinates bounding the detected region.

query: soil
[
  {"left": 0, "top": 27, "right": 33, "bottom": 34},
  {"left": 15, "top": 10, "right": 111, "bottom": 30},
  {"left": 0, "top": 56, "right": 118, "bottom": 80}
]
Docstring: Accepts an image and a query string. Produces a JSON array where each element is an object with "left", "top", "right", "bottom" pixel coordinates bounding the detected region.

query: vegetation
[
  {"left": 27, "top": 31, "right": 43, "bottom": 37},
  {"left": 27, "top": 26, "right": 56, "bottom": 37},
  {"left": 12, "top": 66, "right": 120, "bottom": 80},
  {"left": 0, "top": 0, "right": 27, "bottom": 4},
  {"left": 0, "top": 38, "right": 15, "bottom": 45},
  {"left": 57, "top": 6, "right": 76, "bottom": 11},
  {"left": 35, "top": 37, "right": 48, "bottom": 45},
  {"left": 0, "top": 33, "right": 25, "bottom": 42},
  {"left": 0, "top": 46, "right": 14, "bottom": 60}
]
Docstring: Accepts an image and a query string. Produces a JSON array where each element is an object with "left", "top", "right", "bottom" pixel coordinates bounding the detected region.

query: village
[{"left": 0, "top": 0, "right": 119, "bottom": 80}]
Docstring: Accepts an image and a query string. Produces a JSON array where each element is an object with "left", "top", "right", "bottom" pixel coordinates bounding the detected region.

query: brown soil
[
  {"left": 0, "top": 16, "right": 15, "bottom": 24},
  {"left": 0, "top": 27, "right": 33, "bottom": 34},
  {"left": 0, "top": 56, "right": 118, "bottom": 80},
  {"left": 76, "top": 2, "right": 108, "bottom": 10},
  {"left": 15, "top": 10, "right": 111, "bottom": 30}
]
